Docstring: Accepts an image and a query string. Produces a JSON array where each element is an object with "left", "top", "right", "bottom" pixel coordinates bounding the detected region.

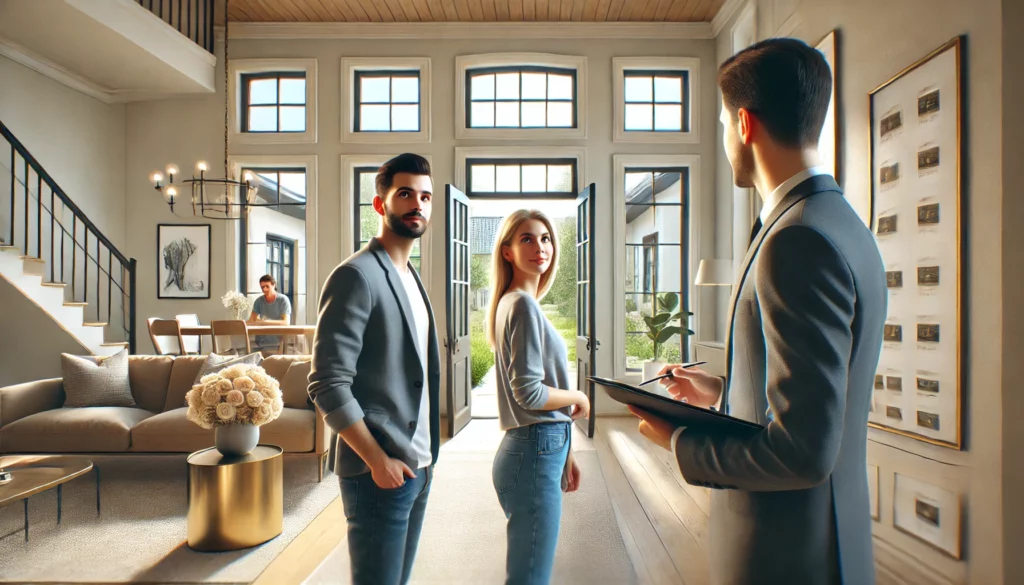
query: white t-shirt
[{"left": 396, "top": 263, "right": 433, "bottom": 470}]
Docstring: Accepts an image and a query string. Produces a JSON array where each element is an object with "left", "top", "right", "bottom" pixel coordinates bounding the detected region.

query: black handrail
[
  {"left": 1, "top": 121, "right": 137, "bottom": 353},
  {"left": 135, "top": 0, "right": 216, "bottom": 55}
]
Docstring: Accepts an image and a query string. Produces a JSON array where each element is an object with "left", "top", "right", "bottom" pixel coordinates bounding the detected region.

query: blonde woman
[{"left": 487, "top": 209, "right": 590, "bottom": 585}]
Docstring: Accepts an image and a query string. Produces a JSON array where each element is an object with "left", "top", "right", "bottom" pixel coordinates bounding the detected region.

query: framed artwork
[
  {"left": 157, "top": 224, "right": 211, "bottom": 299},
  {"left": 815, "top": 29, "right": 839, "bottom": 184},
  {"left": 868, "top": 464, "right": 880, "bottom": 521},
  {"left": 893, "top": 473, "right": 962, "bottom": 559},
  {"left": 867, "top": 36, "right": 963, "bottom": 449}
]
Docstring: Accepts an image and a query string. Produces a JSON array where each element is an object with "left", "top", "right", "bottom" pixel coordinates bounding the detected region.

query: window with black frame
[
  {"left": 241, "top": 72, "right": 306, "bottom": 132},
  {"left": 354, "top": 70, "right": 421, "bottom": 132},
  {"left": 623, "top": 70, "right": 689, "bottom": 132},
  {"left": 623, "top": 168, "right": 689, "bottom": 371},
  {"left": 354, "top": 166, "right": 420, "bottom": 270},
  {"left": 467, "top": 67, "right": 576, "bottom": 128},
  {"left": 466, "top": 158, "right": 577, "bottom": 198}
]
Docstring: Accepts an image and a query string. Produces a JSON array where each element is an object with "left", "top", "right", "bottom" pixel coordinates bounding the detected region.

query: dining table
[{"left": 178, "top": 325, "right": 316, "bottom": 336}]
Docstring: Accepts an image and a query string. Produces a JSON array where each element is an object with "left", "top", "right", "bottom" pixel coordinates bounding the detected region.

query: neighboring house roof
[
  {"left": 626, "top": 171, "right": 683, "bottom": 223},
  {"left": 471, "top": 216, "right": 503, "bottom": 255}
]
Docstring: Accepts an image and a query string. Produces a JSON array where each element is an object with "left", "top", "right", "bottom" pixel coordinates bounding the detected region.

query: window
[
  {"left": 456, "top": 53, "right": 587, "bottom": 139},
  {"left": 613, "top": 57, "right": 700, "bottom": 143},
  {"left": 624, "top": 71, "right": 689, "bottom": 132},
  {"left": 229, "top": 59, "right": 318, "bottom": 144},
  {"left": 266, "top": 235, "right": 297, "bottom": 311},
  {"left": 467, "top": 67, "right": 575, "bottom": 129},
  {"left": 241, "top": 73, "right": 306, "bottom": 133},
  {"left": 466, "top": 158, "right": 577, "bottom": 198},
  {"left": 355, "top": 71, "right": 421, "bottom": 132},
  {"left": 353, "top": 166, "right": 421, "bottom": 271},
  {"left": 342, "top": 58, "right": 431, "bottom": 143}
]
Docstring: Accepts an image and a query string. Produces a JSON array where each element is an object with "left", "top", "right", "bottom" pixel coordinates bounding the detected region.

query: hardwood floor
[{"left": 254, "top": 416, "right": 710, "bottom": 585}]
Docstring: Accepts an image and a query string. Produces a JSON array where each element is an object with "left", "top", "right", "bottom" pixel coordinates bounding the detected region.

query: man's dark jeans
[{"left": 339, "top": 465, "right": 433, "bottom": 585}]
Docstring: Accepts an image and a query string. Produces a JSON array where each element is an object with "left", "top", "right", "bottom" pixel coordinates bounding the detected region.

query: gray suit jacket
[
  {"left": 675, "top": 175, "right": 886, "bottom": 585},
  {"left": 308, "top": 238, "right": 442, "bottom": 478}
]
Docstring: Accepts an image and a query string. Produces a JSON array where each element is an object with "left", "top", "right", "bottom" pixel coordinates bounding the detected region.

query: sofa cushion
[
  {"left": 280, "top": 359, "right": 312, "bottom": 409},
  {"left": 130, "top": 407, "right": 314, "bottom": 453},
  {"left": 127, "top": 355, "right": 174, "bottom": 412},
  {"left": 163, "top": 356, "right": 206, "bottom": 412},
  {"left": 193, "top": 352, "right": 263, "bottom": 386},
  {"left": 0, "top": 407, "right": 153, "bottom": 453},
  {"left": 261, "top": 355, "right": 297, "bottom": 382},
  {"left": 61, "top": 349, "right": 135, "bottom": 408}
]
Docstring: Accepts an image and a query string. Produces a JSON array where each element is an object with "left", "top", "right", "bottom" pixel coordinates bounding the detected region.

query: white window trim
[
  {"left": 341, "top": 57, "right": 432, "bottom": 144},
  {"left": 453, "top": 146, "right": 587, "bottom": 195},
  {"left": 228, "top": 58, "right": 318, "bottom": 145},
  {"left": 340, "top": 154, "right": 434, "bottom": 294},
  {"left": 455, "top": 53, "right": 588, "bottom": 140},
  {"left": 613, "top": 154, "right": 703, "bottom": 382},
  {"left": 612, "top": 57, "right": 701, "bottom": 144},
  {"left": 225, "top": 155, "right": 319, "bottom": 325}
]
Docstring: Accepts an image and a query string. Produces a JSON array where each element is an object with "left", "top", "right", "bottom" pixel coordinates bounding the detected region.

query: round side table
[{"left": 186, "top": 444, "right": 283, "bottom": 552}]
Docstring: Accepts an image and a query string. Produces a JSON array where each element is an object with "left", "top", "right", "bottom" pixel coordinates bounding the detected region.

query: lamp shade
[{"left": 695, "top": 259, "right": 734, "bottom": 286}]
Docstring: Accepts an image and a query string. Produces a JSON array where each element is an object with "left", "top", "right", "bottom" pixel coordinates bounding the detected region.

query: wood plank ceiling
[{"left": 226, "top": 0, "right": 728, "bottom": 23}]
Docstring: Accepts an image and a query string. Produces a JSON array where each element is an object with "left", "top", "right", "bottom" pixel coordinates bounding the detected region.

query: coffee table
[{"left": 0, "top": 455, "right": 99, "bottom": 541}]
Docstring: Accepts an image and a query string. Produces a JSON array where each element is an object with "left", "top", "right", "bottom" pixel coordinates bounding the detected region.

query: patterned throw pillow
[
  {"left": 191, "top": 352, "right": 264, "bottom": 389},
  {"left": 61, "top": 349, "right": 136, "bottom": 408}
]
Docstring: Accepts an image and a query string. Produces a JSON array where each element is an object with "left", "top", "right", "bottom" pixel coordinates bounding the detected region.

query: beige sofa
[{"left": 0, "top": 355, "right": 330, "bottom": 480}]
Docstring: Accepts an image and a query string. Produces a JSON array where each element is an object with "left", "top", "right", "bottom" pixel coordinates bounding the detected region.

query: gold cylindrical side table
[{"left": 187, "top": 445, "right": 283, "bottom": 552}]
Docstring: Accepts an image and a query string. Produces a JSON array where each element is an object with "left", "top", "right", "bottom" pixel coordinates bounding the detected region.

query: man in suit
[
  {"left": 629, "top": 38, "right": 887, "bottom": 585},
  {"left": 308, "top": 153, "right": 441, "bottom": 585}
]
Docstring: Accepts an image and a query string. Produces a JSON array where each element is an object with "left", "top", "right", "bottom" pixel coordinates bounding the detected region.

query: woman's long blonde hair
[{"left": 485, "top": 209, "right": 560, "bottom": 349}]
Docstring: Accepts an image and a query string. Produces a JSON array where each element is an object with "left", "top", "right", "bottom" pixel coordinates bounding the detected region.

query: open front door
[
  {"left": 445, "top": 185, "right": 472, "bottom": 438},
  {"left": 575, "top": 183, "right": 597, "bottom": 438}
]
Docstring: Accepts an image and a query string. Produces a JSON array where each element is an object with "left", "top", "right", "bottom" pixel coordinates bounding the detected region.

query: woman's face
[{"left": 502, "top": 218, "right": 554, "bottom": 278}]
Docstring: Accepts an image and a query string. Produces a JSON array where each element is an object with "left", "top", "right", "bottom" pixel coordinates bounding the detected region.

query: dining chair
[
  {"left": 175, "top": 313, "right": 202, "bottom": 355},
  {"left": 147, "top": 318, "right": 186, "bottom": 356},
  {"left": 210, "top": 320, "right": 252, "bottom": 355}
]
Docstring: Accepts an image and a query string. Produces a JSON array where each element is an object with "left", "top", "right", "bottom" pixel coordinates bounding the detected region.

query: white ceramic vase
[
  {"left": 642, "top": 360, "right": 666, "bottom": 383},
  {"left": 215, "top": 424, "right": 259, "bottom": 457}
]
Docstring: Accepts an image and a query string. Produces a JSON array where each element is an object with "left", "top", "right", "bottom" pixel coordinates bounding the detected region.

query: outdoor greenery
[
  {"left": 545, "top": 216, "right": 577, "bottom": 320},
  {"left": 470, "top": 310, "right": 493, "bottom": 388}
]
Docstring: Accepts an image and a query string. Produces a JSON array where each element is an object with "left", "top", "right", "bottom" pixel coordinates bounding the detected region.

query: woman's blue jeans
[{"left": 492, "top": 421, "right": 571, "bottom": 585}]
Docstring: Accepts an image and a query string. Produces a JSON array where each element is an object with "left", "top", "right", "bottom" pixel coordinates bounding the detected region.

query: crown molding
[
  {"left": 0, "top": 34, "right": 116, "bottom": 103},
  {"left": 711, "top": 0, "right": 750, "bottom": 37},
  {"left": 228, "top": 21, "right": 715, "bottom": 40}
]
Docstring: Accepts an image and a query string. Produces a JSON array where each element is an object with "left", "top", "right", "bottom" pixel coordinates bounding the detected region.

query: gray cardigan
[{"left": 308, "top": 238, "right": 441, "bottom": 478}]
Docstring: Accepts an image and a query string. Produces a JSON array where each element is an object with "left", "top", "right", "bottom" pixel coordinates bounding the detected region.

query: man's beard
[
  {"left": 731, "top": 144, "right": 756, "bottom": 189},
  {"left": 384, "top": 206, "right": 427, "bottom": 239}
]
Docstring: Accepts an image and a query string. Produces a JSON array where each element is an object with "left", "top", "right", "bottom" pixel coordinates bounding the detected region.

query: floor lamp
[{"left": 695, "top": 259, "right": 734, "bottom": 287}]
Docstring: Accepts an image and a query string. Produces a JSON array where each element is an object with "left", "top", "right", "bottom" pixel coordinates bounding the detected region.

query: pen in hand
[{"left": 638, "top": 361, "right": 707, "bottom": 386}]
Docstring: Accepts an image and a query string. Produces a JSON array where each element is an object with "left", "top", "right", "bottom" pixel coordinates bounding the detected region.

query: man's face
[
  {"left": 377, "top": 172, "right": 433, "bottom": 239},
  {"left": 260, "top": 281, "right": 275, "bottom": 296},
  {"left": 720, "top": 101, "right": 756, "bottom": 189}
]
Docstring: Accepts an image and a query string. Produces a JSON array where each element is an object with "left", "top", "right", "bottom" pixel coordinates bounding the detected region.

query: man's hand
[
  {"left": 369, "top": 456, "right": 416, "bottom": 489},
  {"left": 628, "top": 406, "right": 679, "bottom": 452},
  {"left": 656, "top": 364, "right": 724, "bottom": 409},
  {"left": 563, "top": 453, "right": 582, "bottom": 493}
]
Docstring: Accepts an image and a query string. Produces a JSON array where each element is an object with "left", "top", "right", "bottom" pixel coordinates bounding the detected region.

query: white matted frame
[
  {"left": 612, "top": 57, "right": 701, "bottom": 144},
  {"left": 339, "top": 154, "right": 434, "bottom": 294},
  {"left": 455, "top": 53, "right": 588, "bottom": 140},
  {"left": 225, "top": 155, "right": 318, "bottom": 325},
  {"left": 453, "top": 147, "right": 587, "bottom": 195},
  {"left": 228, "top": 59, "right": 318, "bottom": 145},
  {"left": 613, "top": 154, "right": 703, "bottom": 381},
  {"left": 893, "top": 472, "right": 962, "bottom": 559},
  {"left": 341, "top": 57, "right": 431, "bottom": 144}
]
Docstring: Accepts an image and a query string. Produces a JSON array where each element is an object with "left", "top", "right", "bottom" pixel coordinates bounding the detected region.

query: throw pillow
[
  {"left": 61, "top": 349, "right": 136, "bottom": 408},
  {"left": 191, "top": 352, "right": 264, "bottom": 395},
  {"left": 280, "top": 360, "right": 312, "bottom": 409}
]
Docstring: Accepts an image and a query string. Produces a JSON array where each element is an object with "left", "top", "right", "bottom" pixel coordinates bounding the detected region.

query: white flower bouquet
[
  {"left": 221, "top": 290, "right": 251, "bottom": 321},
  {"left": 185, "top": 364, "right": 283, "bottom": 429}
]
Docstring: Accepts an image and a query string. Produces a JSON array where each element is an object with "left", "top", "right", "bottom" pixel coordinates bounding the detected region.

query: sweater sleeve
[{"left": 503, "top": 295, "right": 551, "bottom": 410}]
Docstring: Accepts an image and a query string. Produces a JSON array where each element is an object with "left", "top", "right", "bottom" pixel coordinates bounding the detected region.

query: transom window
[
  {"left": 467, "top": 67, "right": 576, "bottom": 129},
  {"left": 624, "top": 71, "right": 689, "bottom": 132},
  {"left": 241, "top": 73, "right": 307, "bottom": 133},
  {"left": 355, "top": 71, "right": 421, "bottom": 132},
  {"left": 354, "top": 166, "right": 421, "bottom": 270},
  {"left": 624, "top": 167, "right": 690, "bottom": 370},
  {"left": 466, "top": 158, "right": 577, "bottom": 198}
]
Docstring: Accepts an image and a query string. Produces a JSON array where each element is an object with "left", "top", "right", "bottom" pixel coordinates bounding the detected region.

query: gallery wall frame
[
  {"left": 892, "top": 472, "right": 963, "bottom": 559},
  {"left": 157, "top": 224, "right": 212, "bottom": 300},
  {"left": 867, "top": 35, "right": 964, "bottom": 450},
  {"left": 815, "top": 29, "right": 840, "bottom": 185}
]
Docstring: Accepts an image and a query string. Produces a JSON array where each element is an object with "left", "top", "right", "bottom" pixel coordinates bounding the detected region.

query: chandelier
[{"left": 147, "top": 0, "right": 303, "bottom": 220}]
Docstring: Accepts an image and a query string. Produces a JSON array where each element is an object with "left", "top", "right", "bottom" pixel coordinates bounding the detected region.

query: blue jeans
[
  {"left": 492, "top": 421, "right": 571, "bottom": 585},
  {"left": 339, "top": 465, "right": 433, "bottom": 585}
]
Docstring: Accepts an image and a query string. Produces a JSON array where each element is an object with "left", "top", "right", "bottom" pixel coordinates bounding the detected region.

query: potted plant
[
  {"left": 185, "top": 364, "right": 284, "bottom": 457},
  {"left": 642, "top": 292, "right": 695, "bottom": 382}
]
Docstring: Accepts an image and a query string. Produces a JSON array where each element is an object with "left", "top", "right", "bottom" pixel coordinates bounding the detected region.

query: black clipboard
[{"left": 589, "top": 376, "right": 764, "bottom": 431}]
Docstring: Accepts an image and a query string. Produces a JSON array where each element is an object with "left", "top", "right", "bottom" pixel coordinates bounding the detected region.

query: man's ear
[
  {"left": 372, "top": 194, "right": 385, "bottom": 217},
  {"left": 737, "top": 107, "right": 755, "bottom": 145}
]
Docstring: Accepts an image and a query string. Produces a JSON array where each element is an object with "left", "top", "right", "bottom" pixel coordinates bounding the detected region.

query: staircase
[{"left": 0, "top": 122, "right": 136, "bottom": 356}]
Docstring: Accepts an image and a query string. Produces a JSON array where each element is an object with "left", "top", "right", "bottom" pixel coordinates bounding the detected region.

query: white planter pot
[
  {"left": 215, "top": 424, "right": 259, "bottom": 457},
  {"left": 642, "top": 360, "right": 667, "bottom": 383}
]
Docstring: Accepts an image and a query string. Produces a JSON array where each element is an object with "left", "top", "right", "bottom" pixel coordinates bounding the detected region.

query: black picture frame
[{"left": 157, "top": 223, "right": 211, "bottom": 299}]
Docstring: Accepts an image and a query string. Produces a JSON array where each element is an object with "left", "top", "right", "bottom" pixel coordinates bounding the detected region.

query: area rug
[
  {"left": 307, "top": 450, "right": 637, "bottom": 585},
  {"left": 0, "top": 455, "right": 338, "bottom": 584}
]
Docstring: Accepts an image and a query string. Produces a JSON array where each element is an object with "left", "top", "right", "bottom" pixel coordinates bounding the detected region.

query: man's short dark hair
[
  {"left": 376, "top": 153, "right": 432, "bottom": 198},
  {"left": 259, "top": 274, "right": 276, "bottom": 286},
  {"left": 718, "top": 38, "right": 832, "bottom": 148}
]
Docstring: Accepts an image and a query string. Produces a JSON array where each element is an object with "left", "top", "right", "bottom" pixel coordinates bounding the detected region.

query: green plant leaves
[{"left": 658, "top": 292, "right": 679, "bottom": 312}]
